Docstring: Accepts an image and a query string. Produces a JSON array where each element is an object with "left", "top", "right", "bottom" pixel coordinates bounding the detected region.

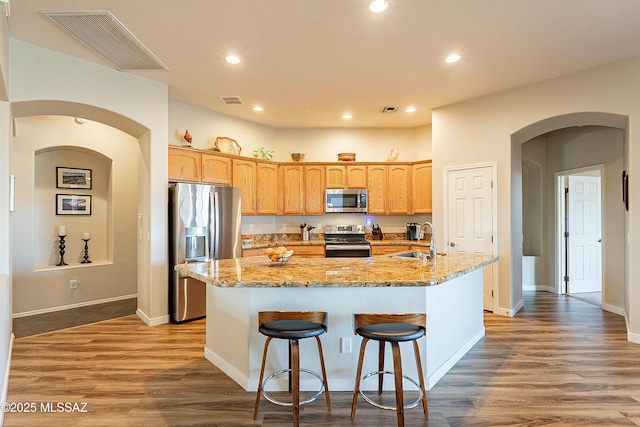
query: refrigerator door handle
[{"left": 210, "top": 190, "right": 220, "bottom": 259}]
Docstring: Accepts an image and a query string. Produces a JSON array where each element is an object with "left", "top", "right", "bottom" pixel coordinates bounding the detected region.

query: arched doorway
[{"left": 513, "top": 113, "right": 627, "bottom": 313}]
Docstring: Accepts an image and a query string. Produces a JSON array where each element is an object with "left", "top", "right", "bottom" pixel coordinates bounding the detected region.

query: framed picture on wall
[
  {"left": 56, "top": 194, "right": 92, "bottom": 215},
  {"left": 56, "top": 167, "right": 92, "bottom": 189}
]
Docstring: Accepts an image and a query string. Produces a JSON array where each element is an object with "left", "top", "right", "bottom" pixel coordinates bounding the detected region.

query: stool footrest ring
[
  {"left": 261, "top": 368, "right": 326, "bottom": 407},
  {"left": 359, "top": 370, "right": 423, "bottom": 411}
]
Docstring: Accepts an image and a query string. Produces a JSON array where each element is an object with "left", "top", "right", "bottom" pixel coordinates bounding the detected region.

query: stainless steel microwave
[{"left": 325, "top": 189, "right": 368, "bottom": 213}]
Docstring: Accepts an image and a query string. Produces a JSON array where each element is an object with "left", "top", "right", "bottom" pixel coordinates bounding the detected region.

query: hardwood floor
[
  {"left": 5, "top": 291, "right": 640, "bottom": 426},
  {"left": 12, "top": 298, "right": 137, "bottom": 338}
]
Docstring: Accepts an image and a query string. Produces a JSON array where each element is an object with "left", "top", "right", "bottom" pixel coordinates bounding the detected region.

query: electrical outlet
[
  {"left": 340, "top": 337, "right": 352, "bottom": 353},
  {"left": 249, "top": 223, "right": 254, "bottom": 231},
  {"left": 70, "top": 278, "right": 77, "bottom": 289}
]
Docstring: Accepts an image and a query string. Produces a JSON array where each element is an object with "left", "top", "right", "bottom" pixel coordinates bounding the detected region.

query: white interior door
[
  {"left": 446, "top": 166, "right": 494, "bottom": 310},
  {"left": 566, "top": 175, "right": 602, "bottom": 293}
]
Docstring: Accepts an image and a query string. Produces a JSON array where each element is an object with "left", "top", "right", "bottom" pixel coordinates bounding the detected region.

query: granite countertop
[{"left": 176, "top": 252, "right": 497, "bottom": 288}]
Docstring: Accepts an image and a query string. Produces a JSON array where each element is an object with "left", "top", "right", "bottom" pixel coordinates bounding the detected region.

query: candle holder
[
  {"left": 81, "top": 238, "right": 92, "bottom": 264},
  {"left": 56, "top": 235, "right": 68, "bottom": 266}
]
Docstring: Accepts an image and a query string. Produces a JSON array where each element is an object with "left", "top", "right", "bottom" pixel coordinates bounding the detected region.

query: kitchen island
[{"left": 176, "top": 252, "right": 497, "bottom": 392}]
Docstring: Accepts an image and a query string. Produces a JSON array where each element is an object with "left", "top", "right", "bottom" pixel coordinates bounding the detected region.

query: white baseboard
[
  {"left": 0, "top": 333, "right": 14, "bottom": 426},
  {"left": 426, "top": 327, "right": 485, "bottom": 390},
  {"left": 13, "top": 294, "right": 137, "bottom": 318},
  {"left": 603, "top": 303, "right": 624, "bottom": 316},
  {"left": 136, "top": 308, "right": 169, "bottom": 327}
]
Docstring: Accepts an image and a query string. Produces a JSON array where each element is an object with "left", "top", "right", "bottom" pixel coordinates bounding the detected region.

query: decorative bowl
[
  {"left": 268, "top": 250, "right": 294, "bottom": 265},
  {"left": 290, "top": 152, "right": 305, "bottom": 162},
  {"left": 337, "top": 152, "right": 356, "bottom": 161}
]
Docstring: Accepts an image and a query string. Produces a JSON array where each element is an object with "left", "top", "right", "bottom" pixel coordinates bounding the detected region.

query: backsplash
[{"left": 242, "top": 231, "right": 415, "bottom": 243}]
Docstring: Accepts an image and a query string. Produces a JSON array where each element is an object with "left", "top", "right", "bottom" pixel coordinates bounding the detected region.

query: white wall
[
  {"left": 11, "top": 116, "right": 138, "bottom": 315},
  {"left": 274, "top": 126, "right": 430, "bottom": 162},
  {"left": 10, "top": 40, "right": 169, "bottom": 324},
  {"left": 432, "top": 55, "right": 640, "bottom": 337},
  {"left": 0, "top": 10, "right": 12, "bottom": 419},
  {"left": 169, "top": 101, "right": 275, "bottom": 153}
]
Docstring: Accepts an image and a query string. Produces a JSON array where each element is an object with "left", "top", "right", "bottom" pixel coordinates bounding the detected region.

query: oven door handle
[{"left": 325, "top": 244, "right": 371, "bottom": 250}]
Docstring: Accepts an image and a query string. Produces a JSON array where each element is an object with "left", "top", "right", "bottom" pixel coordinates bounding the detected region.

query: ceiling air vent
[
  {"left": 381, "top": 106, "right": 398, "bottom": 113},
  {"left": 41, "top": 10, "right": 168, "bottom": 71},
  {"left": 219, "top": 96, "right": 244, "bottom": 105}
]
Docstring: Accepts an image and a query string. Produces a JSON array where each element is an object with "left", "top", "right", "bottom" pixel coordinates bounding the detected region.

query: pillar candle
[
  {"left": 83, "top": 233, "right": 90, "bottom": 240},
  {"left": 58, "top": 225, "right": 66, "bottom": 236}
]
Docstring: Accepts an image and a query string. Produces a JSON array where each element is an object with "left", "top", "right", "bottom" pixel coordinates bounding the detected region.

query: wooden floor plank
[{"left": 5, "top": 291, "right": 640, "bottom": 426}]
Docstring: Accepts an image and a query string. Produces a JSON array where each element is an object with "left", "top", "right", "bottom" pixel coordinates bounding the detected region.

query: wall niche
[{"left": 34, "top": 147, "right": 110, "bottom": 268}]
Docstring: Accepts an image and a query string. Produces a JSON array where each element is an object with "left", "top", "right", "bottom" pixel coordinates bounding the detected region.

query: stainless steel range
[{"left": 324, "top": 224, "right": 371, "bottom": 257}]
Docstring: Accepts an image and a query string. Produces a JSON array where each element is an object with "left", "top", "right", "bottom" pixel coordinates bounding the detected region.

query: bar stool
[
  {"left": 350, "top": 313, "right": 428, "bottom": 427},
  {"left": 254, "top": 311, "right": 331, "bottom": 426}
]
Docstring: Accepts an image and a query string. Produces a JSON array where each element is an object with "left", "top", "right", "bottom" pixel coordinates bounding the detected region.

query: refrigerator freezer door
[
  {"left": 172, "top": 276, "right": 207, "bottom": 323},
  {"left": 210, "top": 186, "right": 242, "bottom": 260}
]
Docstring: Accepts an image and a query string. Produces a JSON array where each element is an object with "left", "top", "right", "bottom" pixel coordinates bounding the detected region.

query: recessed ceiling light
[
  {"left": 225, "top": 55, "right": 241, "bottom": 65},
  {"left": 405, "top": 107, "right": 416, "bottom": 113},
  {"left": 369, "top": 0, "right": 388, "bottom": 13},
  {"left": 253, "top": 106, "right": 264, "bottom": 112},
  {"left": 445, "top": 54, "right": 461, "bottom": 63},
  {"left": 342, "top": 114, "right": 353, "bottom": 119}
]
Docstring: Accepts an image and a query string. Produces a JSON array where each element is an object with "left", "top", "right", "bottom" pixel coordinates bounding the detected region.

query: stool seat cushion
[
  {"left": 260, "top": 320, "right": 326, "bottom": 339},
  {"left": 356, "top": 323, "right": 425, "bottom": 342}
]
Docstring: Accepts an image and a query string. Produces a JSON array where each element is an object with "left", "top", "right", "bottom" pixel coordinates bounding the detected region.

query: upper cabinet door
[
  {"left": 412, "top": 162, "right": 432, "bottom": 214},
  {"left": 233, "top": 159, "right": 257, "bottom": 214},
  {"left": 201, "top": 153, "right": 232, "bottom": 185},
  {"left": 168, "top": 147, "right": 201, "bottom": 182},
  {"left": 304, "top": 165, "right": 325, "bottom": 214},
  {"left": 281, "top": 165, "right": 304, "bottom": 214},
  {"left": 256, "top": 162, "right": 278, "bottom": 214},
  {"left": 346, "top": 165, "right": 367, "bottom": 188},
  {"left": 367, "top": 165, "right": 387, "bottom": 214},
  {"left": 388, "top": 165, "right": 410, "bottom": 214},
  {"left": 325, "top": 165, "right": 346, "bottom": 188}
]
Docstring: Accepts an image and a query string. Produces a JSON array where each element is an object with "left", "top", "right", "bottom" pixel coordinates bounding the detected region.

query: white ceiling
[{"left": 9, "top": 0, "right": 640, "bottom": 129}]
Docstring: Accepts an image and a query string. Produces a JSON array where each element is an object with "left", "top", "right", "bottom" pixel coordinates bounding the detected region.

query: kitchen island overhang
[{"left": 176, "top": 253, "right": 498, "bottom": 392}]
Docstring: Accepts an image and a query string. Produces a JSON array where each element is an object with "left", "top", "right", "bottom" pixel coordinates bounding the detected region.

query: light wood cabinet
[
  {"left": 304, "top": 165, "right": 325, "bottom": 214},
  {"left": 169, "top": 146, "right": 429, "bottom": 217},
  {"left": 281, "top": 165, "right": 304, "bottom": 214},
  {"left": 242, "top": 248, "right": 269, "bottom": 257},
  {"left": 233, "top": 159, "right": 257, "bottom": 214},
  {"left": 256, "top": 162, "right": 278, "bottom": 214},
  {"left": 371, "top": 245, "right": 410, "bottom": 255},
  {"left": 233, "top": 159, "right": 278, "bottom": 215},
  {"left": 326, "top": 165, "right": 345, "bottom": 188},
  {"left": 280, "top": 165, "right": 325, "bottom": 214},
  {"left": 367, "top": 165, "right": 387, "bottom": 214},
  {"left": 412, "top": 161, "right": 432, "bottom": 214},
  {"left": 367, "top": 164, "right": 411, "bottom": 214},
  {"left": 388, "top": 164, "right": 411, "bottom": 214},
  {"left": 201, "top": 153, "right": 232, "bottom": 185},
  {"left": 287, "top": 245, "right": 325, "bottom": 258},
  {"left": 243, "top": 245, "right": 325, "bottom": 258},
  {"left": 347, "top": 165, "right": 367, "bottom": 188},
  {"left": 325, "top": 165, "right": 367, "bottom": 188},
  {"left": 168, "top": 146, "right": 201, "bottom": 182}
]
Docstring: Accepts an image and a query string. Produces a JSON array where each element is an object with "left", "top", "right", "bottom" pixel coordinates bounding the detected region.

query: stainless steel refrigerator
[{"left": 169, "top": 183, "right": 242, "bottom": 323}]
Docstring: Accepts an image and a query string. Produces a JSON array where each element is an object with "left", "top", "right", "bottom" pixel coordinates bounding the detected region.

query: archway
[
  {"left": 512, "top": 112, "right": 627, "bottom": 312},
  {"left": 10, "top": 100, "right": 153, "bottom": 321}
]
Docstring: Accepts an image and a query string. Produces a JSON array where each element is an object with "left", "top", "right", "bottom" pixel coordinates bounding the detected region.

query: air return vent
[
  {"left": 219, "top": 96, "right": 244, "bottom": 105},
  {"left": 381, "top": 106, "right": 398, "bottom": 113},
  {"left": 41, "top": 10, "right": 168, "bottom": 71}
]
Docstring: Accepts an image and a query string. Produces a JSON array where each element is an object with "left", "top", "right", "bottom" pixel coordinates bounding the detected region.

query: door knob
[
  {"left": 450, "top": 242, "right": 456, "bottom": 247},
  {"left": 598, "top": 238, "right": 602, "bottom": 242}
]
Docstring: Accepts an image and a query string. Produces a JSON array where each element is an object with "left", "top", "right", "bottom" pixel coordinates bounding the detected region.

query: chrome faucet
[{"left": 421, "top": 222, "right": 436, "bottom": 262}]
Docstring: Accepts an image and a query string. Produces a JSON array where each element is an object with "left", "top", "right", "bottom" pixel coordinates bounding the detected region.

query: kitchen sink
[{"left": 390, "top": 250, "right": 445, "bottom": 260}]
